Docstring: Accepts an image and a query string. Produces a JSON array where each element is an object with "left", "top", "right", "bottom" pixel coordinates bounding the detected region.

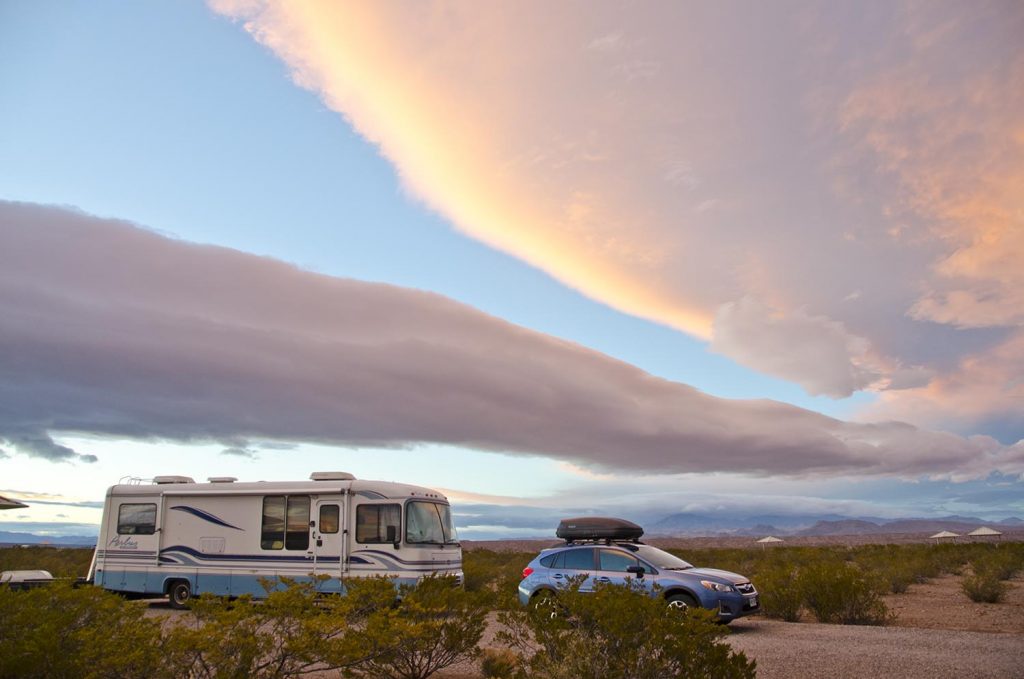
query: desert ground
[
  {"left": 141, "top": 539, "right": 1024, "bottom": 678},
  {"left": 436, "top": 570, "right": 1024, "bottom": 678},
  {"left": 458, "top": 536, "right": 1024, "bottom": 677}
]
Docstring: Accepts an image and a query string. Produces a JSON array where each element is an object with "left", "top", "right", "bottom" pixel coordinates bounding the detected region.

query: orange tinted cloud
[{"left": 212, "top": 2, "right": 1024, "bottom": 434}]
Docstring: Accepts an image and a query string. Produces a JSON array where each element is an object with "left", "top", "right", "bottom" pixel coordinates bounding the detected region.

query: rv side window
[
  {"left": 117, "top": 503, "right": 156, "bottom": 535},
  {"left": 261, "top": 495, "right": 311, "bottom": 550},
  {"left": 356, "top": 504, "right": 401, "bottom": 543},
  {"left": 319, "top": 505, "right": 340, "bottom": 534}
]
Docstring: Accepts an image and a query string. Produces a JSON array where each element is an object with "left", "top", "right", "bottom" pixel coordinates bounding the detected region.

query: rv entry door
[{"left": 312, "top": 499, "right": 344, "bottom": 580}]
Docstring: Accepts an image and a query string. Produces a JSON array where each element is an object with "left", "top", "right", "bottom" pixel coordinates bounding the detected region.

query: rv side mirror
[
  {"left": 627, "top": 565, "right": 645, "bottom": 578},
  {"left": 386, "top": 525, "right": 399, "bottom": 548}
]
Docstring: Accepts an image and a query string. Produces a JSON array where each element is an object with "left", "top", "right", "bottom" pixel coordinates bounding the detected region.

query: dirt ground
[
  {"left": 432, "top": 571, "right": 1024, "bottom": 678},
  {"left": 883, "top": 572, "right": 1024, "bottom": 634},
  {"left": 146, "top": 564, "right": 1024, "bottom": 677}
]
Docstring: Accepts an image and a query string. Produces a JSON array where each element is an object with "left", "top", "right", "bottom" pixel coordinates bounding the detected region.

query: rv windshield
[{"left": 406, "top": 501, "right": 459, "bottom": 545}]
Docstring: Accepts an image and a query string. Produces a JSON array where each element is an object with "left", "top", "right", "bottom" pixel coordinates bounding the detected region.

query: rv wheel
[{"left": 169, "top": 580, "right": 192, "bottom": 609}]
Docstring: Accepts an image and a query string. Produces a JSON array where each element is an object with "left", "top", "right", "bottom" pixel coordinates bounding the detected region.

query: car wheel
[
  {"left": 532, "top": 590, "right": 559, "bottom": 619},
  {"left": 666, "top": 592, "right": 699, "bottom": 611},
  {"left": 168, "top": 580, "right": 192, "bottom": 609}
]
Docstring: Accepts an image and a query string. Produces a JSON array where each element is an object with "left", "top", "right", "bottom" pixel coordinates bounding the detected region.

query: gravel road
[{"left": 725, "top": 618, "right": 1024, "bottom": 679}]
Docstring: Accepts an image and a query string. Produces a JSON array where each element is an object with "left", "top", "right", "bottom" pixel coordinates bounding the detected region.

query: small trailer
[{"left": 88, "top": 472, "right": 462, "bottom": 607}]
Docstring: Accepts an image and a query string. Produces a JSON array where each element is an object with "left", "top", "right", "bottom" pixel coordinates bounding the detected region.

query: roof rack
[{"left": 556, "top": 517, "right": 644, "bottom": 543}]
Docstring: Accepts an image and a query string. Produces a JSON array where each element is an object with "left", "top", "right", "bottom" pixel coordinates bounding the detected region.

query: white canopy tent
[
  {"left": 967, "top": 526, "right": 1002, "bottom": 541},
  {"left": 929, "top": 530, "right": 960, "bottom": 543},
  {"left": 756, "top": 536, "right": 784, "bottom": 550}
]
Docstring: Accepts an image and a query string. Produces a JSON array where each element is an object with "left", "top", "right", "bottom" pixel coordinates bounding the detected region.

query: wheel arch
[
  {"left": 530, "top": 586, "right": 558, "bottom": 598},
  {"left": 663, "top": 586, "right": 700, "bottom": 603}
]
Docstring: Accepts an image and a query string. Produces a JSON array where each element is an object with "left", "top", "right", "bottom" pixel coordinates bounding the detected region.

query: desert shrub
[
  {"left": 797, "top": 561, "right": 889, "bottom": 625},
  {"left": 852, "top": 546, "right": 940, "bottom": 594},
  {"left": 480, "top": 648, "right": 524, "bottom": 678},
  {"left": 0, "top": 580, "right": 168, "bottom": 679},
  {"left": 971, "top": 549, "right": 1021, "bottom": 581},
  {"left": 498, "top": 579, "right": 756, "bottom": 679},
  {"left": 462, "top": 548, "right": 533, "bottom": 609},
  {"left": 348, "top": 574, "right": 488, "bottom": 679},
  {"left": 961, "top": 568, "right": 1008, "bottom": 603},
  {"left": 755, "top": 564, "right": 803, "bottom": 621},
  {"left": 165, "top": 576, "right": 386, "bottom": 678},
  {"left": 0, "top": 545, "right": 93, "bottom": 578}
]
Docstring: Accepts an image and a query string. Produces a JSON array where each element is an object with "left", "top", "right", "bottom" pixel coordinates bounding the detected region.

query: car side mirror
[
  {"left": 386, "top": 525, "right": 399, "bottom": 548},
  {"left": 627, "top": 565, "right": 645, "bottom": 578}
]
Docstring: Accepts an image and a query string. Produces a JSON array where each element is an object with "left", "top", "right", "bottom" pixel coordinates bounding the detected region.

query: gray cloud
[
  {"left": 0, "top": 431, "right": 97, "bottom": 464},
  {"left": 1, "top": 201, "right": 1020, "bottom": 478},
  {"left": 221, "top": 447, "right": 258, "bottom": 458}
]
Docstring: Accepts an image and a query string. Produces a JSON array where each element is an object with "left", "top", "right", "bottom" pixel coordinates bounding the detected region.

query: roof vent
[
  {"left": 207, "top": 477, "right": 238, "bottom": 483},
  {"left": 153, "top": 475, "right": 195, "bottom": 485},
  {"left": 310, "top": 472, "right": 356, "bottom": 481}
]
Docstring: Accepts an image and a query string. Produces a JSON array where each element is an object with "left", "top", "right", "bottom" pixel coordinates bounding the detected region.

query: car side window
[
  {"left": 561, "top": 548, "right": 594, "bottom": 570},
  {"left": 599, "top": 549, "right": 640, "bottom": 572}
]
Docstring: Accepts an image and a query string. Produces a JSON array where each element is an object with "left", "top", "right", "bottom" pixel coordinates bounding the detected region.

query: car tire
[
  {"left": 168, "top": 580, "right": 192, "bottom": 609},
  {"left": 531, "top": 590, "right": 559, "bottom": 619},
  {"left": 666, "top": 592, "right": 699, "bottom": 611}
]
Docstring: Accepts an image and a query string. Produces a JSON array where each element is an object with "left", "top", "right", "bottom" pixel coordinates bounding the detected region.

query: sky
[{"left": 1, "top": 1, "right": 1022, "bottom": 540}]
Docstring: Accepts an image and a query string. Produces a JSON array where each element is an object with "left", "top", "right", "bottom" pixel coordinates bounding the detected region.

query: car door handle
[
  {"left": 596, "top": 577, "right": 611, "bottom": 582},
  {"left": 553, "top": 574, "right": 564, "bottom": 579}
]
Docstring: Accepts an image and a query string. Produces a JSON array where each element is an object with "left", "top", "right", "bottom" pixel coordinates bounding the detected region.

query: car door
[
  {"left": 548, "top": 547, "right": 597, "bottom": 592},
  {"left": 595, "top": 548, "right": 654, "bottom": 593}
]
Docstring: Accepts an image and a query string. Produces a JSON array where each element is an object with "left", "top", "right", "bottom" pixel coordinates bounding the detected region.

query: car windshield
[{"left": 633, "top": 545, "right": 693, "bottom": 570}]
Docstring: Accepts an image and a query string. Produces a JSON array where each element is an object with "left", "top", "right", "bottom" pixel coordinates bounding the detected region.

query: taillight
[{"left": 522, "top": 566, "right": 534, "bottom": 579}]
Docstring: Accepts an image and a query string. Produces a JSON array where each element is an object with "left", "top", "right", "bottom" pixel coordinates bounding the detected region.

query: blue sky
[{"left": 2, "top": 1, "right": 1022, "bottom": 538}]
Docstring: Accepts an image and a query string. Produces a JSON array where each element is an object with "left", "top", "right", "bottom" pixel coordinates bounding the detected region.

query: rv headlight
[{"left": 700, "top": 580, "right": 734, "bottom": 593}]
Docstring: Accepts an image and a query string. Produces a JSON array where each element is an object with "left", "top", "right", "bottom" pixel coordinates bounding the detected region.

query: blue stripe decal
[
  {"left": 356, "top": 549, "right": 462, "bottom": 567},
  {"left": 170, "top": 506, "right": 244, "bottom": 531},
  {"left": 161, "top": 545, "right": 313, "bottom": 563}
]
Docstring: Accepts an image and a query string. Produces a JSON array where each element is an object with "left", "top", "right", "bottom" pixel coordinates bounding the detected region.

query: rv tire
[{"left": 169, "top": 580, "right": 192, "bottom": 609}]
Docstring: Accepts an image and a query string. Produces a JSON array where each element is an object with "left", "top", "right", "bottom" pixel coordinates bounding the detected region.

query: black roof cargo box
[{"left": 556, "top": 517, "right": 644, "bottom": 542}]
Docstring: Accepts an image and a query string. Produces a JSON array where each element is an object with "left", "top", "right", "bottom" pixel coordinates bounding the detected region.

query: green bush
[
  {"left": 462, "top": 548, "right": 534, "bottom": 609},
  {"left": 498, "top": 579, "right": 755, "bottom": 679},
  {"left": 0, "top": 545, "right": 93, "bottom": 578},
  {"left": 164, "top": 576, "right": 386, "bottom": 678},
  {"left": 797, "top": 561, "right": 889, "bottom": 625},
  {"left": 0, "top": 581, "right": 167, "bottom": 679},
  {"left": 971, "top": 549, "right": 1021, "bottom": 581},
  {"left": 480, "top": 648, "right": 524, "bottom": 678},
  {"left": 755, "top": 564, "right": 803, "bottom": 621},
  {"left": 961, "top": 568, "right": 1008, "bottom": 603},
  {"left": 347, "top": 574, "right": 488, "bottom": 679}
]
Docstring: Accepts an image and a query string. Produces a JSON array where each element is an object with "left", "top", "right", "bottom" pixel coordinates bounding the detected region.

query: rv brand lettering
[{"left": 109, "top": 536, "right": 139, "bottom": 549}]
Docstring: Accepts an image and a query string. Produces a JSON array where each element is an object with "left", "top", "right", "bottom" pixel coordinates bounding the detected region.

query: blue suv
[{"left": 517, "top": 519, "right": 759, "bottom": 623}]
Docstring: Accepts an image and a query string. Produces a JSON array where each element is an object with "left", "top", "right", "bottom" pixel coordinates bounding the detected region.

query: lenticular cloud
[{"left": 1, "top": 201, "right": 1021, "bottom": 478}]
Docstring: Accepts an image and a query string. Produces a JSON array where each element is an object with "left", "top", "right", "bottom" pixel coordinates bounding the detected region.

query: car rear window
[{"left": 561, "top": 548, "right": 594, "bottom": 570}]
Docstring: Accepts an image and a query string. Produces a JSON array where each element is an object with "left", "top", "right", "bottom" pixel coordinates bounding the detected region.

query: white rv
[{"left": 88, "top": 472, "right": 462, "bottom": 607}]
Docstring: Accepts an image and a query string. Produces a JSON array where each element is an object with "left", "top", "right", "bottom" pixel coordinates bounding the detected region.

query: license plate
[{"left": 749, "top": 596, "right": 758, "bottom": 608}]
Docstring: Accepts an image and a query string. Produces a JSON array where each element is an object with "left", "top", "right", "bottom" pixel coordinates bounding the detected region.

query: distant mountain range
[
  {"left": 0, "top": 530, "right": 97, "bottom": 547},
  {"left": 650, "top": 513, "right": 1023, "bottom": 538}
]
